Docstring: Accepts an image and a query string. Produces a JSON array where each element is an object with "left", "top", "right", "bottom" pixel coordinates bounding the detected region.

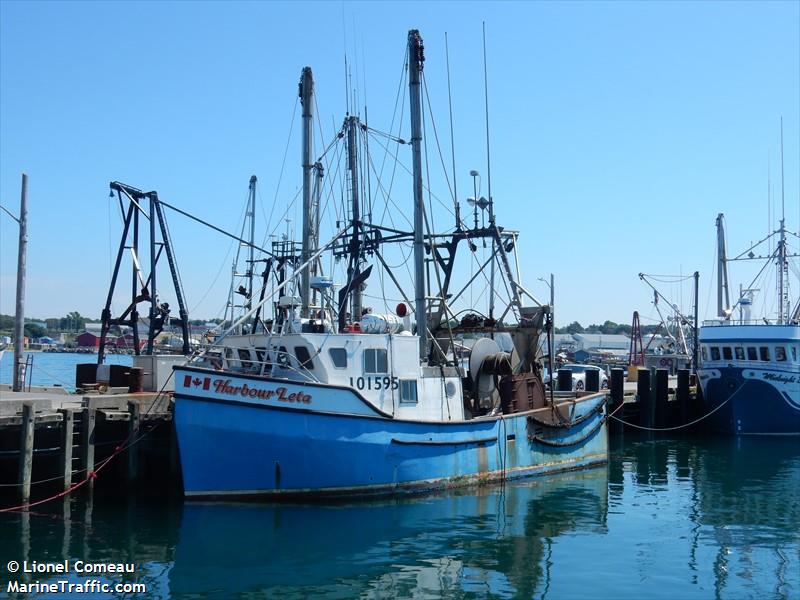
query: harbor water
[
  {"left": 0, "top": 351, "right": 132, "bottom": 392},
  {"left": 0, "top": 354, "right": 797, "bottom": 598}
]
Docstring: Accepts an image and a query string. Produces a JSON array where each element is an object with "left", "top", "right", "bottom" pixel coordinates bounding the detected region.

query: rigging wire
[
  {"left": 261, "top": 96, "right": 299, "bottom": 248},
  {"left": 422, "top": 71, "right": 455, "bottom": 205}
]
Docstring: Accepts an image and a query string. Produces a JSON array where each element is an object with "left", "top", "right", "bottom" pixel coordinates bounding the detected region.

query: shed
[{"left": 76, "top": 331, "right": 101, "bottom": 347}]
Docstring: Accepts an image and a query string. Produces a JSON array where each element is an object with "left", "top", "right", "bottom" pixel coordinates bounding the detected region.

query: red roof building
[{"left": 76, "top": 332, "right": 101, "bottom": 347}]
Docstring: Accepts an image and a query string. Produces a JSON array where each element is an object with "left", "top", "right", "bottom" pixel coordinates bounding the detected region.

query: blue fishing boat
[
  {"left": 173, "top": 30, "right": 608, "bottom": 499},
  {"left": 697, "top": 212, "right": 800, "bottom": 435}
]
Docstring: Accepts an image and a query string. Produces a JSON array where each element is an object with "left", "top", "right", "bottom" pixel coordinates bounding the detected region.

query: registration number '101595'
[{"left": 350, "top": 376, "right": 399, "bottom": 391}]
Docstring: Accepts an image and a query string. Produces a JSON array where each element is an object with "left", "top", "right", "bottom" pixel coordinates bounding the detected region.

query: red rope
[{"left": 0, "top": 420, "right": 144, "bottom": 513}]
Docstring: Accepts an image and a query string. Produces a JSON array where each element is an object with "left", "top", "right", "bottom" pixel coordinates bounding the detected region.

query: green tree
[
  {"left": 59, "top": 311, "right": 86, "bottom": 332},
  {"left": 565, "top": 321, "right": 584, "bottom": 334},
  {"left": 24, "top": 323, "right": 45, "bottom": 338}
]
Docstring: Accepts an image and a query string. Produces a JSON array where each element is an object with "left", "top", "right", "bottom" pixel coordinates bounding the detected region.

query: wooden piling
[
  {"left": 585, "top": 368, "right": 600, "bottom": 392},
  {"left": 81, "top": 407, "right": 96, "bottom": 487},
  {"left": 62, "top": 499, "right": 71, "bottom": 560},
  {"left": 655, "top": 369, "right": 669, "bottom": 429},
  {"left": 637, "top": 368, "right": 652, "bottom": 429},
  {"left": 677, "top": 369, "right": 690, "bottom": 427},
  {"left": 18, "top": 402, "right": 35, "bottom": 504},
  {"left": 128, "top": 401, "right": 140, "bottom": 481},
  {"left": 59, "top": 408, "right": 74, "bottom": 491},
  {"left": 609, "top": 368, "right": 625, "bottom": 434},
  {"left": 557, "top": 369, "right": 573, "bottom": 391}
]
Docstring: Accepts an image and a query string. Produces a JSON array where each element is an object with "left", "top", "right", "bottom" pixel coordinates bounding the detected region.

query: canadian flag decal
[{"left": 183, "top": 375, "right": 211, "bottom": 390}]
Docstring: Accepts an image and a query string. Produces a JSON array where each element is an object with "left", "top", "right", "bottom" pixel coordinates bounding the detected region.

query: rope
[
  {"left": 608, "top": 380, "right": 740, "bottom": 432},
  {"left": 0, "top": 368, "right": 177, "bottom": 512},
  {"left": 528, "top": 413, "right": 606, "bottom": 448}
]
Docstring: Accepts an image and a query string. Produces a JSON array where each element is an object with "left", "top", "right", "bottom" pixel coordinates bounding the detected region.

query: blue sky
[{"left": 1, "top": 0, "right": 798, "bottom": 329}]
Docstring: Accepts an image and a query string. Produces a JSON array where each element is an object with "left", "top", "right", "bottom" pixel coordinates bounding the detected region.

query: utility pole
[{"left": 13, "top": 173, "right": 28, "bottom": 392}]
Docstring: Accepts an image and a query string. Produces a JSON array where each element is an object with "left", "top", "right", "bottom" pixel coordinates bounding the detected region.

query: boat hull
[
  {"left": 173, "top": 367, "right": 608, "bottom": 499},
  {"left": 698, "top": 365, "right": 800, "bottom": 435}
]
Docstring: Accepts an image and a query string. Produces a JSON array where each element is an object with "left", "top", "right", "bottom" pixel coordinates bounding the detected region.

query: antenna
[
  {"left": 445, "top": 32, "right": 459, "bottom": 228},
  {"left": 780, "top": 116, "right": 785, "bottom": 223},
  {"left": 482, "top": 22, "right": 493, "bottom": 223},
  {"left": 482, "top": 22, "right": 495, "bottom": 320}
]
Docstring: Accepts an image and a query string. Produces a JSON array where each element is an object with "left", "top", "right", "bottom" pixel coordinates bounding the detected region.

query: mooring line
[{"left": 607, "top": 381, "right": 744, "bottom": 433}]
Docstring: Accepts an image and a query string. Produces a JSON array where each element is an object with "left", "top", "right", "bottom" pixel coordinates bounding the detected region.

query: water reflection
[
  {"left": 610, "top": 436, "right": 800, "bottom": 600},
  {"left": 169, "top": 469, "right": 609, "bottom": 598},
  {"left": 1, "top": 437, "right": 797, "bottom": 599}
]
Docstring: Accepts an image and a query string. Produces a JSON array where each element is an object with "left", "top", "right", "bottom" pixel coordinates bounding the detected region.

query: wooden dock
[
  {"left": 609, "top": 368, "right": 701, "bottom": 434},
  {"left": 0, "top": 387, "right": 175, "bottom": 506}
]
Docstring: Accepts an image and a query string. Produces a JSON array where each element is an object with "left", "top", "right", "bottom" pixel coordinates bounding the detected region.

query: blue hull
[
  {"left": 700, "top": 366, "right": 800, "bottom": 435},
  {"left": 174, "top": 369, "right": 608, "bottom": 499}
]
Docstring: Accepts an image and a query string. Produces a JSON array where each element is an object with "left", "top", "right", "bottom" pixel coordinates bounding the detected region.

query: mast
[
  {"left": 300, "top": 66, "right": 314, "bottom": 318},
  {"left": 693, "top": 271, "right": 699, "bottom": 372},
  {"left": 347, "top": 116, "right": 362, "bottom": 323},
  {"left": 778, "top": 117, "right": 787, "bottom": 324},
  {"left": 408, "top": 29, "right": 427, "bottom": 359},
  {"left": 716, "top": 213, "right": 731, "bottom": 319},
  {"left": 247, "top": 175, "right": 257, "bottom": 310},
  {"left": 312, "top": 161, "right": 323, "bottom": 307}
]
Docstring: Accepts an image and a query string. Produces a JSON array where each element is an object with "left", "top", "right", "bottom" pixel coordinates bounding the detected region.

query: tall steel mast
[
  {"left": 716, "top": 213, "right": 731, "bottom": 319},
  {"left": 778, "top": 118, "right": 787, "bottom": 324},
  {"left": 246, "top": 175, "right": 257, "bottom": 308},
  {"left": 408, "top": 29, "right": 427, "bottom": 359},
  {"left": 346, "top": 115, "right": 363, "bottom": 323},
  {"left": 299, "top": 66, "right": 314, "bottom": 318}
]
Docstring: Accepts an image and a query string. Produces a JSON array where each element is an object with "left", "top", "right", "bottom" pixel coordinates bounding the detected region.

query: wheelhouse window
[
  {"left": 747, "top": 347, "right": 758, "bottom": 361},
  {"left": 225, "top": 347, "right": 239, "bottom": 368},
  {"left": 722, "top": 347, "right": 732, "bottom": 361},
  {"left": 710, "top": 347, "right": 720, "bottom": 361},
  {"left": 364, "top": 348, "right": 388, "bottom": 373},
  {"left": 759, "top": 347, "right": 770, "bottom": 361},
  {"left": 329, "top": 348, "right": 347, "bottom": 369},
  {"left": 277, "top": 345, "right": 289, "bottom": 368},
  {"left": 734, "top": 347, "right": 745, "bottom": 361},
  {"left": 255, "top": 347, "right": 270, "bottom": 373},
  {"left": 237, "top": 348, "right": 253, "bottom": 369},
  {"left": 792, "top": 346, "right": 798, "bottom": 362},
  {"left": 295, "top": 346, "right": 315, "bottom": 370},
  {"left": 399, "top": 379, "right": 418, "bottom": 404},
  {"left": 701, "top": 346, "right": 708, "bottom": 361},
  {"left": 775, "top": 346, "right": 787, "bottom": 362}
]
